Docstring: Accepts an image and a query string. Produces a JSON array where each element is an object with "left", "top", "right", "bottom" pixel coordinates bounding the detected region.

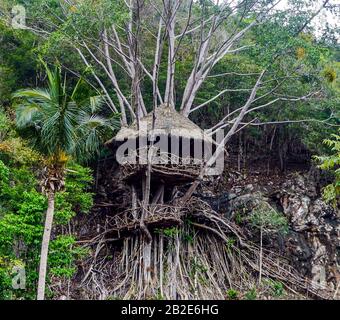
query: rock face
[{"left": 226, "top": 170, "right": 339, "bottom": 297}]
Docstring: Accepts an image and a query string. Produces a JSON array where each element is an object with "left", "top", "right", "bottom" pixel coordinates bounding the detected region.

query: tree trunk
[{"left": 37, "top": 191, "right": 55, "bottom": 300}]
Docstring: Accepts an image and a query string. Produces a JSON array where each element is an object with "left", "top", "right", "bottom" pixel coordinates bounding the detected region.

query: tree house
[{"left": 106, "top": 104, "right": 215, "bottom": 233}]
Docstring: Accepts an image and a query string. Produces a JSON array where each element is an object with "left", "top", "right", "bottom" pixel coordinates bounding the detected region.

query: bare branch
[
  {"left": 110, "top": 24, "right": 134, "bottom": 74},
  {"left": 217, "top": 70, "right": 266, "bottom": 147},
  {"left": 214, "top": 114, "right": 340, "bottom": 134},
  {"left": 244, "top": 92, "right": 316, "bottom": 115},
  {"left": 209, "top": 92, "right": 319, "bottom": 135},
  {"left": 82, "top": 41, "right": 136, "bottom": 120},
  {"left": 190, "top": 88, "right": 254, "bottom": 114},
  {"left": 152, "top": 12, "right": 165, "bottom": 108},
  {"left": 175, "top": 13, "right": 214, "bottom": 39},
  {"left": 76, "top": 48, "right": 119, "bottom": 115},
  {"left": 207, "top": 72, "right": 261, "bottom": 78},
  {"left": 103, "top": 29, "right": 128, "bottom": 125},
  {"left": 164, "top": 0, "right": 182, "bottom": 106},
  {"left": 180, "top": 70, "right": 265, "bottom": 203}
]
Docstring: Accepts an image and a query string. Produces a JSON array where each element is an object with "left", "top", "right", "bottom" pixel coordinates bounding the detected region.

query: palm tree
[{"left": 13, "top": 61, "right": 120, "bottom": 300}]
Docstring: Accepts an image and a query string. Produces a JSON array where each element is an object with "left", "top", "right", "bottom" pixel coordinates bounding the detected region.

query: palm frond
[
  {"left": 15, "top": 103, "right": 43, "bottom": 128},
  {"left": 78, "top": 114, "right": 108, "bottom": 128},
  {"left": 14, "top": 62, "right": 121, "bottom": 162},
  {"left": 13, "top": 89, "right": 52, "bottom": 103},
  {"left": 41, "top": 112, "right": 72, "bottom": 155},
  {"left": 108, "top": 113, "right": 121, "bottom": 130},
  {"left": 40, "top": 60, "right": 63, "bottom": 105},
  {"left": 71, "top": 76, "right": 84, "bottom": 100},
  {"left": 89, "top": 96, "right": 106, "bottom": 113}
]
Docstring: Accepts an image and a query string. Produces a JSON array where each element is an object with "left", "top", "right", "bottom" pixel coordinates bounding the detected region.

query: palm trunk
[{"left": 37, "top": 191, "right": 55, "bottom": 300}]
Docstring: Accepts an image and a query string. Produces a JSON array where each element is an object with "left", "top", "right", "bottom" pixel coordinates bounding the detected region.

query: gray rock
[{"left": 223, "top": 170, "right": 339, "bottom": 294}]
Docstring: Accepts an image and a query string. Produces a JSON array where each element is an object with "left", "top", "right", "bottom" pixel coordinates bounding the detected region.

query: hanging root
[
  {"left": 77, "top": 197, "right": 334, "bottom": 300},
  {"left": 111, "top": 229, "right": 244, "bottom": 299}
]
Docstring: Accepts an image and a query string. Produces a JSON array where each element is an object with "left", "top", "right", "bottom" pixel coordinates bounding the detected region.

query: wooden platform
[
  {"left": 122, "top": 163, "right": 201, "bottom": 184},
  {"left": 107, "top": 204, "right": 184, "bottom": 236}
]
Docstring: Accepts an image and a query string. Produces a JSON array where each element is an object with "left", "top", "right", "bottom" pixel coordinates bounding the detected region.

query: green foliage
[
  {"left": 55, "top": 164, "right": 94, "bottom": 224},
  {"left": 0, "top": 160, "right": 40, "bottom": 213},
  {"left": 249, "top": 203, "right": 289, "bottom": 235},
  {"left": 0, "top": 0, "right": 339, "bottom": 300},
  {"left": 226, "top": 288, "right": 239, "bottom": 300},
  {"left": 0, "top": 162, "right": 46, "bottom": 299},
  {"left": 188, "top": 258, "right": 208, "bottom": 285},
  {"left": 0, "top": 137, "right": 41, "bottom": 165},
  {"left": 13, "top": 62, "right": 120, "bottom": 163},
  {"left": 0, "top": 20, "right": 38, "bottom": 105},
  {"left": 190, "top": 259, "right": 208, "bottom": 274},
  {"left": 314, "top": 131, "right": 340, "bottom": 207},
  {"left": 0, "top": 159, "right": 93, "bottom": 299},
  {"left": 54, "top": 198, "right": 75, "bottom": 225},
  {"left": 264, "top": 279, "right": 285, "bottom": 297},
  {"left": 0, "top": 111, "right": 11, "bottom": 141},
  {"left": 225, "top": 238, "right": 236, "bottom": 251},
  {"left": 0, "top": 110, "right": 41, "bottom": 166},
  {"left": 182, "top": 221, "right": 196, "bottom": 243},
  {"left": 0, "top": 159, "right": 9, "bottom": 184},
  {"left": 156, "top": 227, "right": 179, "bottom": 239},
  {"left": 0, "top": 257, "right": 26, "bottom": 300},
  {"left": 49, "top": 235, "right": 88, "bottom": 278},
  {"left": 234, "top": 212, "right": 244, "bottom": 225},
  {"left": 153, "top": 290, "right": 165, "bottom": 300},
  {"left": 271, "top": 281, "right": 284, "bottom": 297},
  {"left": 182, "top": 233, "right": 194, "bottom": 243},
  {"left": 245, "top": 288, "right": 257, "bottom": 300},
  {"left": 323, "top": 67, "right": 337, "bottom": 83}
]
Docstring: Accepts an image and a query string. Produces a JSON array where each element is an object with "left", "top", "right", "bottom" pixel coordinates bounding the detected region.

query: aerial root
[{"left": 76, "top": 197, "right": 333, "bottom": 300}]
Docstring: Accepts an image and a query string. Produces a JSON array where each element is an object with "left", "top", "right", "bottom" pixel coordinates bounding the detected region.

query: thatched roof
[{"left": 108, "top": 104, "right": 213, "bottom": 144}]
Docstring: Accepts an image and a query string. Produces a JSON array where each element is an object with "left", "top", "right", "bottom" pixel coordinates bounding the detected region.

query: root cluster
[{"left": 72, "top": 197, "right": 334, "bottom": 300}]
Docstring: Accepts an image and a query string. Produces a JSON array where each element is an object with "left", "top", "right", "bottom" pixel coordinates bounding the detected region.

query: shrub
[
  {"left": 226, "top": 288, "right": 239, "bottom": 300},
  {"left": 0, "top": 160, "right": 93, "bottom": 298},
  {"left": 314, "top": 131, "right": 340, "bottom": 207},
  {"left": 245, "top": 288, "right": 257, "bottom": 300},
  {"left": 49, "top": 235, "right": 88, "bottom": 278},
  {"left": 249, "top": 203, "right": 289, "bottom": 235}
]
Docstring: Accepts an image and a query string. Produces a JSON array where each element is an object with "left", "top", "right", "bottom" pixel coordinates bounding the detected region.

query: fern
[{"left": 314, "top": 131, "right": 340, "bottom": 207}]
